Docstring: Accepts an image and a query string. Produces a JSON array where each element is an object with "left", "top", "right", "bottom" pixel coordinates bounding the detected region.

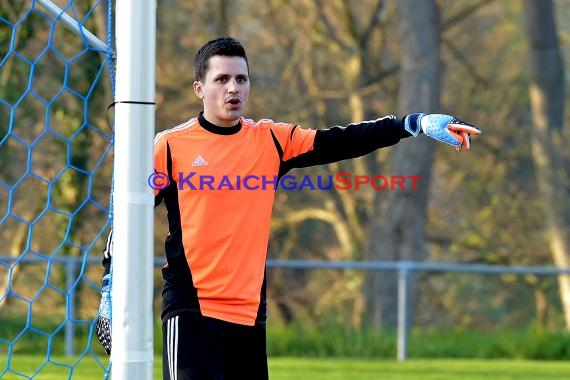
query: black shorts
[{"left": 162, "top": 311, "right": 269, "bottom": 380}]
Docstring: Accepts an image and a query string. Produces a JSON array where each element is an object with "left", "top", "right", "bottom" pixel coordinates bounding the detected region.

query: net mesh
[{"left": 0, "top": 0, "right": 114, "bottom": 378}]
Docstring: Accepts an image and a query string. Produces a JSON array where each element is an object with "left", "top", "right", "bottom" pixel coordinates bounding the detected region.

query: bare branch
[
  {"left": 442, "top": 0, "right": 494, "bottom": 31},
  {"left": 313, "top": 0, "right": 350, "bottom": 48},
  {"left": 271, "top": 206, "right": 355, "bottom": 256},
  {"left": 341, "top": 0, "right": 359, "bottom": 42},
  {"left": 441, "top": 37, "right": 490, "bottom": 88},
  {"left": 362, "top": 0, "right": 386, "bottom": 46}
]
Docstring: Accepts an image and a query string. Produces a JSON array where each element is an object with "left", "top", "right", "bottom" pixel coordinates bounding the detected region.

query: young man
[{"left": 96, "top": 36, "right": 480, "bottom": 379}]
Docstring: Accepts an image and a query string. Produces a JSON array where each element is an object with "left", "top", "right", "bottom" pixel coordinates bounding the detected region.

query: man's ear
[{"left": 193, "top": 81, "right": 203, "bottom": 99}]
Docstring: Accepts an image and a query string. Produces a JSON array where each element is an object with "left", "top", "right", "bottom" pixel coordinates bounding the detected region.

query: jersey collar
[{"left": 198, "top": 112, "right": 242, "bottom": 135}]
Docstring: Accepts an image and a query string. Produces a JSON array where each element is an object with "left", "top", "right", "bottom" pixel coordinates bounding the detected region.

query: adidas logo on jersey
[{"left": 192, "top": 155, "right": 208, "bottom": 167}]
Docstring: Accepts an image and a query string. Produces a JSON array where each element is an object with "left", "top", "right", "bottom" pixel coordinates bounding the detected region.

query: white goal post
[{"left": 111, "top": 0, "right": 156, "bottom": 379}]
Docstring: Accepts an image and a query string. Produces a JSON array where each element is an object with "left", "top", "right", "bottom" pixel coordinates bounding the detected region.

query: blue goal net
[{"left": 0, "top": 0, "right": 114, "bottom": 378}]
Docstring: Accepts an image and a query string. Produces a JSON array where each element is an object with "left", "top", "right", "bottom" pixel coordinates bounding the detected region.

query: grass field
[{"left": 2, "top": 356, "right": 570, "bottom": 379}]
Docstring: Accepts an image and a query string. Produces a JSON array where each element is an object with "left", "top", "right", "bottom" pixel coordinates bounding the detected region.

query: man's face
[{"left": 194, "top": 55, "right": 250, "bottom": 127}]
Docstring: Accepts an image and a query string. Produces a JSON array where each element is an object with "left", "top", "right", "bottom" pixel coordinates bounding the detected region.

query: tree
[
  {"left": 363, "top": 0, "right": 440, "bottom": 329},
  {"left": 522, "top": 0, "right": 570, "bottom": 330}
]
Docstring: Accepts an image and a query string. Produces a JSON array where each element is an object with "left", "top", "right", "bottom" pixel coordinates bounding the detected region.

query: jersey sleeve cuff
[{"left": 404, "top": 113, "right": 425, "bottom": 137}]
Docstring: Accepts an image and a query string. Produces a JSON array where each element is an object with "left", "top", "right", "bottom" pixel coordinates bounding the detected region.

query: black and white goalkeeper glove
[
  {"left": 96, "top": 273, "right": 112, "bottom": 355},
  {"left": 405, "top": 113, "right": 481, "bottom": 151},
  {"left": 95, "top": 229, "right": 113, "bottom": 355}
]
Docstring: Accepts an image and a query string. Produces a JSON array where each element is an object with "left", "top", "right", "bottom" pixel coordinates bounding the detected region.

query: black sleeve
[{"left": 279, "top": 116, "right": 412, "bottom": 175}]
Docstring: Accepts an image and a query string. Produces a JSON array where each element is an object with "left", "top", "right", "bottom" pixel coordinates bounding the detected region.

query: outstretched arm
[
  {"left": 280, "top": 113, "right": 481, "bottom": 173},
  {"left": 279, "top": 115, "right": 408, "bottom": 173}
]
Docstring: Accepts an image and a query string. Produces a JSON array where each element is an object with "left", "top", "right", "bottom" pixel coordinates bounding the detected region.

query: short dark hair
[{"left": 193, "top": 37, "right": 249, "bottom": 82}]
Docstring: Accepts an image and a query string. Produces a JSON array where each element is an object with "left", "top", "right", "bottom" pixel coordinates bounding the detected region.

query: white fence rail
[{"left": 2, "top": 255, "right": 570, "bottom": 361}]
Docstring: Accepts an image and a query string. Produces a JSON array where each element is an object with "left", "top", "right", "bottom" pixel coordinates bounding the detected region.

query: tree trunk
[
  {"left": 364, "top": 0, "right": 441, "bottom": 329},
  {"left": 522, "top": 0, "right": 570, "bottom": 330}
]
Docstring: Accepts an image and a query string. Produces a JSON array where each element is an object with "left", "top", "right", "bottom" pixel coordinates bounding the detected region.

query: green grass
[
  {"left": 267, "top": 324, "right": 570, "bottom": 360},
  {"left": 2, "top": 356, "right": 570, "bottom": 379},
  {"left": 271, "top": 358, "right": 570, "bottom": 380}
]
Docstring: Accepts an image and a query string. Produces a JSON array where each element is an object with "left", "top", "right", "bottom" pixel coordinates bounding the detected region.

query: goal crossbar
[{"left": 35, "top": 0, "right": 110, "bottom": 52}]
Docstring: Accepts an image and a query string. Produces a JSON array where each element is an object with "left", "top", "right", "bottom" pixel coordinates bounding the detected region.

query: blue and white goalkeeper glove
[
  {"left": 405, "top": 113, "right": 481, "bottom": 151},
  {"left": 96, "top": 273, "right": 112, "bottom": 355}
]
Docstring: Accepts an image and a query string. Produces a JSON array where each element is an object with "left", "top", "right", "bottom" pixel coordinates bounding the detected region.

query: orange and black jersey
[{"left": 104, "top": 113, "right": 413, "bottom": 326}]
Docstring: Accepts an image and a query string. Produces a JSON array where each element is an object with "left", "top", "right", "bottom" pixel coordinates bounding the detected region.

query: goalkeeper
[{"left": 97, "top": 36, "right": 480, "bottom": 379}]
